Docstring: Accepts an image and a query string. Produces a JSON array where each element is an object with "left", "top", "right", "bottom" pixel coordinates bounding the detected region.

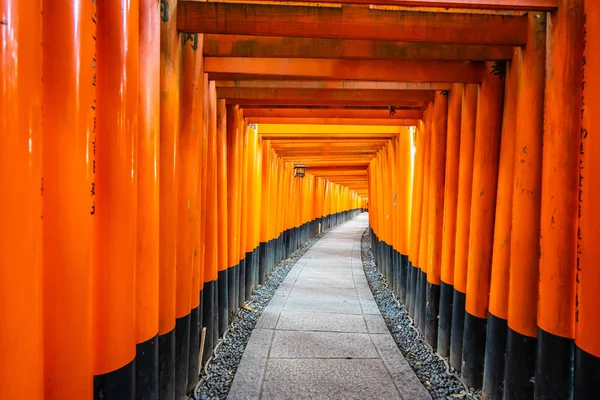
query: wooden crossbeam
[
  {"left": 217, "top": 81, "right": 451, "bottom": 91},
  {"left": 178, "top": 2, "right": 528, "bottom": 45},
  {"left": 217, "top": 88, "right": 435, "bottom": 102},
  {"left": 239, "top": 0, "right": 558, "bottom": 10},
  {"left": 205, "top": 57, "right": 484, "bottom": 83},
  {"left": 204, "top": 35, "right": 514, "bottom": 61},
  {"left": 243, "top": 108, "right": 423, "bottom": 119},
  {"left": 249, "top": 117, "right": 419, "bottom": 125}
]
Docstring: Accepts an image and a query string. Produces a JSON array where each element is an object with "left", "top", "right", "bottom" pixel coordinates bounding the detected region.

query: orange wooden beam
[
  {"left": 204, "top": 35, "right": 514, "bottom": 61},
  {"left": 178, "top": 3, "right": 528, "bottom": 45},
  {"left": 217, "top": 81, "right": 450, "bottom": 91},
  {"left": 217, "top": 88, "right": 435, "bottom": 102},
  {"left": 249, "top": 117, "right": 419, "bottom": 125},
  {"left": 205, "top": 57, "right": 484, "bottom": 83},
  {"left": 230, "top": 99, "right": 427, "bottom": 107},
  {"left": 243, "top": 108, "right": 422, "bottom": 119},
  {"left": 243, "top": 0, "right": 558, "bottom": 10}
]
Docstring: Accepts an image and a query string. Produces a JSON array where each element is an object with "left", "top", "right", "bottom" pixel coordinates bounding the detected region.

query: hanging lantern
[{"left": 294, "top": 164, "right": 307, "bottom": 178}]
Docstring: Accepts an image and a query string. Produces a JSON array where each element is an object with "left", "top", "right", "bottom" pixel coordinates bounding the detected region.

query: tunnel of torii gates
[{"left": 1, "top": 0, "right": 600, "bottom": 399}]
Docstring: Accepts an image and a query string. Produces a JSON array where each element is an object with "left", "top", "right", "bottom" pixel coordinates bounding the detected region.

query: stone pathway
[{"left": 227, "top": 214, "right": 431, "bottom": 400}]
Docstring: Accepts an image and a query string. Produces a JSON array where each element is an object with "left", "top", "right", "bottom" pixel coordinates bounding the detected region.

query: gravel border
[
  {"left": 361, "top": 228, "right": 481, "bottom": 400},
  {"left": 191, "top": 231, "right": 326, "bottom": 400}
]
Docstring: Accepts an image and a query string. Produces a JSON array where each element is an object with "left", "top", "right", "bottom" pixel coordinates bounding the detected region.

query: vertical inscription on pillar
[
  {"left": 90, "top": 5, "right": 97, "bottom": 216},
  {"left": 576, "top": 12, "right": 588, "bottom": 324}
]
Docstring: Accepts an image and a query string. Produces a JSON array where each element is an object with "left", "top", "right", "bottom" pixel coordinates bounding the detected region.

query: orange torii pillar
[
  {"left": 42, "top": 1, "right": 96, "bottom": 399},
  {"left": 462, "top": 61, "right": 505, "bottom": 389},
  {"left": 425, "top": 91, "right": 448, "bottom": 348},
  {"left": 416, "top": 102, "right": 433, "bottom": 334},
  {"left": 175, "top": 32, "right": 202, "bottom": 397},
  {"left": 438, "top": 83, "right": 463, "bottom": 357},
  {"left": 577, "top": 1, "right": 599, "bottom": 397},
  {"left": 390, "top": 138, "right": 399, "bottom": 296},
  {"left": 449, "top": 84, "right": 478, "bottom": 372},
  {"left": 481, "top": 49, "right": 518, "bottom": 400},
  {"left": 158, "top": 0, "right": 180, "bottom": 395},
  {"left": 137, "top": 0, "right": 160, "bottom": 397},
  {"left": 206, "top": 81, "right": 220, "bottom": 348},
  {"left": 238, "top": 111, "right": 249, "bottom": 304},
  {"left": 259, "top": 140, "right": 272, "bottom": 284},
  {"left": 407, "top": 120, "right": 427, "bottom": 319},
  {"left": 503, "top": 12, "right": 546, "bottom": 400},
  {"left": 93, "top": 0, "right": 138, "bottom": 397},
  {"left": 397, "top": 130, "right": 414, "bottom": 306},
  {"left": 188, "top": 54, "right": 205, "bottom": 392},
  {"left": 0, "top": 1, "right": 43, "bottom": 398},
  {"left": 227, "top": 105, "right": 241, "bottom": 315},
  {"left": 253, "top": 133, "right": 263, "bottom": 284},
  {"left": 216, "top": 98, "right": 229, "bottom": 335},
  {"left": 540, "top": 0, "right": 585, "bottom": 398}
]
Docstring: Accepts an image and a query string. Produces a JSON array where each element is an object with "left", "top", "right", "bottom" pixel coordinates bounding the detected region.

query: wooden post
[
  {"left": 93, "top": 0, "right": 138, "bottom": 397},
  {"left": 158, "top": 0, "right": 180, "bottom": 395},
  {"left": 462, "top": 61, "right": 505, "bottom": 389},
  {"left": 482, "top": 48, "right": 518, "bottom": 400},
  {"left": 449, "top": 84, "right": 478, "bottom": 372},
  {"left": 425, "top": 92, "right": 449, "bottom": 348},
  {"left": 576, "top": 2, "right": 600, "bottom": 398},
  {"left": 438, "top": 83, "right": 463, "bottom": 357},
  {"left": 0, "top": 1, "right": 43, "bottom": 398}
]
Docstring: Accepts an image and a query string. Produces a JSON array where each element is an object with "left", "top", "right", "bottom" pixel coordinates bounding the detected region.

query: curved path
[{"left": 228, "top": 214, "right": 431, "bottom": 400}]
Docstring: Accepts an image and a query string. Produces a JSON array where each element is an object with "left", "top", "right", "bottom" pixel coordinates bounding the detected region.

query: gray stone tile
[
  {"left": 255, "top": 303, "right": 283, "bottom": 329},
  {"left": 227, "top": 329, "right": 274, "bottom": 400},
  {"left": 283, "top": 295, "right": 362, "bottom": 314},
  {"left": 293, "top": 277, "right": 356, "bottom": 289},
  {"left": 360, "top": 299, "right": 381, "bottom": 314},
  {"left": 370, "top": 334, "right": 432, "bottom": 400},
  {"left": 364, "top": 314, "right": 390, "bottom": 334},
  {"left": 270, "top": 330, "right": 378, "bottom": 359},
  {"left": 261, "top": 359, "right": 402, "bottom": 400},
  {"left": 288, "top": 285, "right": 359, "bottom": 300},
  {"left": 276, "top": 311, "right": 368, "bottom": 333}
]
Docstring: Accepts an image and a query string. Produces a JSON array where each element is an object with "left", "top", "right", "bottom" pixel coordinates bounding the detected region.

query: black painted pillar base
[
  {"left": 437, "top": 281, "right": 453, "bottom": 357},
  {"left": 94, "top": 358, "right": 136, "bottom": 400},
  {"left": 425, "top": 281, "right": 440, "bottom": 348},
  {"left": 482, "top": 313, "right": 507, "bottom": 400},
  {"left": 174, "top": 313, "right": 190, "bottom": 398},
  {"left": 252, "top": 247, "right": 260, "bottom": 291},
  {"left": 245, "top": 251, "right": 253, "bottom": 300},
  {"left": 228, "top": 264, "right": 238, "bottom": 319},
  {"left": 575, "top": 345, "right": 600, "bottom": 400},
  {"left": 450, "top": 289, "right": 466, "bottom": 372},
  {"left": 392, "top": 250, "right": 399, "bottom": 297},
  {"left": 535, "top": 328, "right": 574, "bottom": 400},
  {"left": 408, "top": 262, "right": 418, "bottom": 318},
  {"left": 399, "top": 254, "right": 408, "bottom": 304},
  {"left": 238, "top": 258, "right": 246, "bottom": 307},
  {"left": 218, "top": 269, "right": 229, "bottom": 336},
  {"left": 158, "top": 328, "right": 176, "bottom": 399},
  {"left": 503, "top": 328, "right": 536, "bottom": 400},
  {"left": 462, "top": 311, "right": 487, "bottom": 389},
  {"left": 417, "top": 270, "right": 427, "bottom": 336},
  {"left": 259, "top": 242, "right": 267, "bottom": 285},
  {"left": 136, "top": 334, "right": 158, "bottom": 400}
]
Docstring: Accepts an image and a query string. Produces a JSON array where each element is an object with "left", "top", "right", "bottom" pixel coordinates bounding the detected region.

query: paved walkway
[{"left": 228, "top": 214, "right": 431, "bottom": 400}]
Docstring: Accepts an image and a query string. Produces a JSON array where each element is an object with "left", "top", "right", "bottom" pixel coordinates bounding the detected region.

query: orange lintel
[
  {"left": 247, "top": 117, "right": 419, "bottom": 126},
  {"left": 204, "top": 35, "right": 514, "bottom": 61},
  {"left": 205, "top": 58, "right": 484, "bottom": 83},
  {"left": 227, "top": 99, "right": 428, "bottom": 107},
  {"left": 217, "top": 88, "right": 434, "bottom": 102},
  {"left": 178, "top": 3, "right": 528, "bottom": 46},
  {"left": 253, "top": 0, "right": 558, "bottom": 10},
  {"left": 217, "top": 81, "right": 450, "bottom": 91},
  {"left": 242, "top": 108, "right": 422, "bottom": 119}
]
